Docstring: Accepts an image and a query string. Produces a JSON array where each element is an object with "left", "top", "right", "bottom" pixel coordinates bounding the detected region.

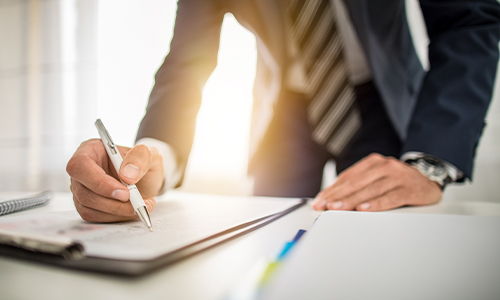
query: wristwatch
[{"left": 401, "top": 152, "right": 462, "bottom": 190}]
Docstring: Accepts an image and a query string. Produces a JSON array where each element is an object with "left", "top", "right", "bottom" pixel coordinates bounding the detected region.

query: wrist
[{"left": 401, "top": 152, "right": 463, "bottom": 190}]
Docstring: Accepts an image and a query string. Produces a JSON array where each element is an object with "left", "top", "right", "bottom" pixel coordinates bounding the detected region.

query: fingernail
[
  {"left": 359, "top": 202, "right": 371, "bottom": 210},
  {"left": 329, "top": 201, "right": 343, "bottom": 209},
  {"left": 112, "top": 189, "right": 129, "bottom": 201},
  {"left": 123, "top": 164, "right": 140, "bottom": 179},
  {"left": 312, "top": 199, "right": 325, "bottom": 210}
]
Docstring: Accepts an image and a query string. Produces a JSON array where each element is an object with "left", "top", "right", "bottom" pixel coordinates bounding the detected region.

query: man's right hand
[{"left": 66, "top": 139, "right": 164, "bottom": 223}]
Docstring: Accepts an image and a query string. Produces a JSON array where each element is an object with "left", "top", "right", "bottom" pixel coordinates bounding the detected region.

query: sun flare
[{"left": 183, "top": 15, "right": 257, "bottom": 194}]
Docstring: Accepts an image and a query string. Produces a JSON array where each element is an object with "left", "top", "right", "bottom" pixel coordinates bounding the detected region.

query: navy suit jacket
[{"left": 137, "top": 0, "right": 500, "bottom": 180}]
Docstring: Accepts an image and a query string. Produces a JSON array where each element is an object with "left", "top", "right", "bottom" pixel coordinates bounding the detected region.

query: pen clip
[
  {"left": 107, "top": 140, "right": 118, "bottom": 155},
  {"left": 95, "top": 119, "right": 118, "bottom": 155}
]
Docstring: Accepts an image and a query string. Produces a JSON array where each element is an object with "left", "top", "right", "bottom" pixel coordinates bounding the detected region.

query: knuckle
[
  {"left": 368, "top": 153, "right": 384, "bottom": 162},
  {"left": 127, "top": 144, "right": 152, "bottom": 166},
  {"left": 134, "top": 144, "right": 151, "bottom": 157},
  {"left": 335, "top": 173, "right": 345, "bottom": 183},
  {"left": 78, "top": 138, "right": 102, "bottom": 153},
  {"left": 83, "top": 138, "right": 101, "bottom": 147},
  {"left": 77, "top": 194, "right": 93, "bottom": 208},
  {"left": 386, "top": 157, "right": 399, "bottom": 166},
  {"left": 74, "top": 193, "right": 92, "bottom": 209},
  {"left": 70, "top": 182, "right": 83, "bottom": 197},
  {"left": 67, "top": 154, "right": 93, "bottom": 176},
  {"left": 74, "top": 199, "right": 94, "bottom": 222},
  {"left": 79, "top": 210, "right": 95, "bottom": 222},
  {"left": 94, "top": 179, "right": 110, "bottom": 194},
  {"left": 66, "top": 156, "right": 81, "bottom": 175}
]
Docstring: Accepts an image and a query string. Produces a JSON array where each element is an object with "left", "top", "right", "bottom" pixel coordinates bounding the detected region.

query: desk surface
[{"left": 1, "top": 192, "right": 500, "bottom": 300}]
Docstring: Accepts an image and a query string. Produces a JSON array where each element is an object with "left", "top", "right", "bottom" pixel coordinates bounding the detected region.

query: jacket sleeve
[
  {"left": 136, "top": 0, "right": 224, "bottom": 184},
  {"left": 402, "top": 0, "right": 500, "bottom": 180}
]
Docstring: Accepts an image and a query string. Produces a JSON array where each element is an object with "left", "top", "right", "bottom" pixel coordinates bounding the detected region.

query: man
[{"left": 67, "top": 0, "right": 500, "bottom": 222}]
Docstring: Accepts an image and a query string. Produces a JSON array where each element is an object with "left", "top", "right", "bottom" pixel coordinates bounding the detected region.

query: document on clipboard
[{"left": 0, "top": 195, "right": 306, "bottom": 276}]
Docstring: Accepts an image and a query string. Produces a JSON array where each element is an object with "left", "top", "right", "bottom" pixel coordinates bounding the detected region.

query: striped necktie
[{"left": 288, "top": 0, "right": 361, "bottom": 156}]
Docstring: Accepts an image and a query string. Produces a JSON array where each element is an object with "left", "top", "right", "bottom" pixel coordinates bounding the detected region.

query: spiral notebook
[
  {"left": 0, "top": 191, "right": 52, "bottom": 216},
  {"left": 0, "top": 195, "right": 306, "bottom": 276}
]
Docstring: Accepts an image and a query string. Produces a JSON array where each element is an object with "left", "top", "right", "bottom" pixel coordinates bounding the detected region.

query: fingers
[
  {"left": 119, "top": 144, "right": 164, "bottom": 198},
  {"left": 325, "top": 177, "right": 399, "bottom": 211},
  {"left": 67, "top": 140, "right": 129, "bottom": 201},
  {"left": 144, "top": 198, "right": 157, "bottom": 214},
  {"left": 312, "top": 154, "right": 390, "bottom": 210},
  {"left": 71, "top": 181, "right": 135, "bottom": 217},
  {"left": 354, "top": 189, "right": 405, "bottom": 212},
  {"left": 336, "top": 153, "right": 387, "bottom": 182},
  {"left": 311, "top": 153, "right": 443, "bottom": 212},
  {"left": 73, "top": 195, "right": 134, "bottom": 223},
  {"left": 72, "top": 181, "right": 158, "bottom": 223},
  {"left": 119, "top": 144, "right": 151, "bottom": 184},
  {"left": 315, "top": 167, "right": 389, "bottom": 207},
  {"left": 74, "top": 197, "right": 157, "bottom": 223}
]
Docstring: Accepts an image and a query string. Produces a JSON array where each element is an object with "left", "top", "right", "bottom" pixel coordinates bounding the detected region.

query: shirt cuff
[
  {"left": 400, "top": 151, "right": 464, "bottom": 182},
  {"left": 136, "top": 137, "right": 182, "bottom": 192}
]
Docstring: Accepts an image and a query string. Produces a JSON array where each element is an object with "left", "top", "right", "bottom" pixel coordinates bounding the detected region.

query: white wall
[{"left": 0, "top": 0, "right": 99, "bottom": 191}]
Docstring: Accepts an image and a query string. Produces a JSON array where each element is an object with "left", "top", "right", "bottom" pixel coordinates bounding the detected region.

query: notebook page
[{"left": 0, "top": 195, "right": 302, "bottom": 260}]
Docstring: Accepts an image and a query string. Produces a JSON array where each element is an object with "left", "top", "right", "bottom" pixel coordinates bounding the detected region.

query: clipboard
[{"left": 0, "top": 197, "right": 306, "bottom": 277}]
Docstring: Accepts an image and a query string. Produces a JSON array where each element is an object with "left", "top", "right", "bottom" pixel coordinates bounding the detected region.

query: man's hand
[
  {"left": 66, "top": 139, "right": 164, "bottom": 222},
  {"left": 311, "top": 153, "right": 442, "bottom": 212}
]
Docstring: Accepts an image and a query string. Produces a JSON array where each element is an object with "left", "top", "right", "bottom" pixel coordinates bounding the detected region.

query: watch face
[
  {"left": 428, "top": 164, "right": 447, "bottom": 178},
  {"left": 414, "top": 158, "right": 448, "bottom": 184},
  {"left": 423, "top": 158, "right": 447, "bottom": 178}
]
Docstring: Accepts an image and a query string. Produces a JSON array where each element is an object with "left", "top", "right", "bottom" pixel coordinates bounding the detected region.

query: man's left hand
[{"left": 311, "top": 153, "right": 442, "bottom": 212}]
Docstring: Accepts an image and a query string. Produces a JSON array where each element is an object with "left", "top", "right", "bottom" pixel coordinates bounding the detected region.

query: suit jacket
[{"left": 137, "top": 0, "right": 500, "bottom": 181}]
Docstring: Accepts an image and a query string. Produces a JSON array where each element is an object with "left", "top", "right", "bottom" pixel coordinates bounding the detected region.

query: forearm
[{"left": 403, "top": 0, "right": 500, "bottom": 179}]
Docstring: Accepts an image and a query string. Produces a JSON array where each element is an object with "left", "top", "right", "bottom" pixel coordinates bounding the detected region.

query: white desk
[{"left": 1, "top": 192, "right": 500, "bottom": 300}]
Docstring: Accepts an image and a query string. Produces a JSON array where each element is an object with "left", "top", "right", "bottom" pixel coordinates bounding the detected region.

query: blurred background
[{"left": 1, "top": 0, "right": 499, "bottom": 202}]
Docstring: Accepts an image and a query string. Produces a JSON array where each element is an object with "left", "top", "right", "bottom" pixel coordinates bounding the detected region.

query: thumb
[{"left": 119, "top": 144, "right": 152, "bottom": 185}]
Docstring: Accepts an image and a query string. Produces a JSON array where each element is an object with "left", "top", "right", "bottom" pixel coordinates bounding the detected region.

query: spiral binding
[{"left": 0, "top": 191, "right": 52, "bottom": 216}]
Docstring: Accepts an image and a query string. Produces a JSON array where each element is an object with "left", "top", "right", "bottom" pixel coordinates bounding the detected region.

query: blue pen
[
  {"left": 259, "top": 229, "right": 307, "bottom": 285},
  {"left": 276, "top": 229, "right": 306, "bottom": 261},
  {"left": 226, "top": 229, "right": 307, "bottom": 300}
]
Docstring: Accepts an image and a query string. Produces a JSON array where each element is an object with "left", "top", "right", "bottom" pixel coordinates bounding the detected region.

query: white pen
[{"left": 95, "top": 119, "right": 153, "bottom": 231}]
